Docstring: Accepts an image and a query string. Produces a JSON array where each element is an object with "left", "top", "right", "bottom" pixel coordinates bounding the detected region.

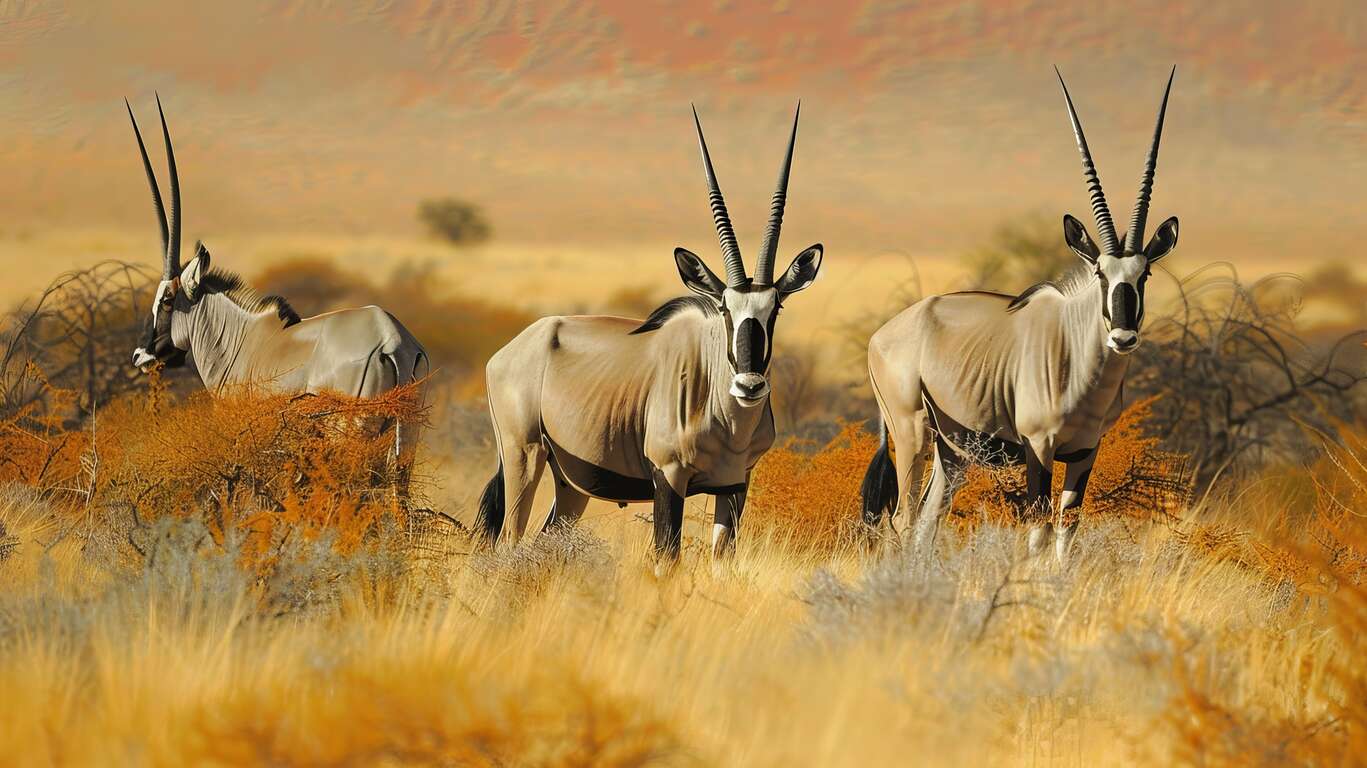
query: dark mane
[
  {"left": 200, "top": 269, "right": 301, "bottom": 327},
  {"left": 1005, "top": 282, "right": 1061, "bottom": 312},
  {"left": 1004, "top": 264, "right": 1095, "bottom": 313},
  {"left": 628, "top": 295, "right": 719, "bottom": 335}
]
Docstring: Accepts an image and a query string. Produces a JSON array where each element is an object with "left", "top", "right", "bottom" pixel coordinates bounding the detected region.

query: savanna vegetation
[{"left": 2, "top": 225, "right": 1366, "bottom": 765}]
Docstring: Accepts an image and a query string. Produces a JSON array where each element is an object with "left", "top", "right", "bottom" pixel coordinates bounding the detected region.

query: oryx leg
[
  {"left": 500, "top": 440, "right": 547, "bottom": 543},
  {"left": 889, "top": 414, "right": 929, "bottom": 545},
  {"left": 391, "top": 415, "right": 421, "bottom": 510},
  {"left": 543, "top": 476, "right": 590, "bottom": 532},
  {"left": 482, "top": 321, "right": 549, "bottom": 545},
  {"left": 1055, "top": 448, "right": 1096, "bottom": 565},
  {"left": 650, "top": 466, "right": 686, "bottom": 577},
  {"left": 711, "top": 485, "right": 748, "bottom": 564},
  {"left": 866, "top": 342, "right": 927, "bottom": 545},
  {"left": 1023, "top": 437, "right": 1057, "bottom": 557},
  {"left": 911, "top": 438, "right": 964, "bottom": 554}
]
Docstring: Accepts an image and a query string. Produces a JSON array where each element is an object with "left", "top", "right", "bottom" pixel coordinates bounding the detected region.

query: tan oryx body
[
  {"left": 124, "top": 98, "right": 428, "bottom": 478},
  {"left": 861, "top": 69, "right": 1181, "bottom": 562},
  {"left": 478, "top": 106, "right": 823, "bottom": 570}
]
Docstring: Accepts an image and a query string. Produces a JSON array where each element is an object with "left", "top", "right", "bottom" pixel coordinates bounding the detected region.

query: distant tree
[
  {"left": 964, "top": 215, "right": 1073, "bottom": 291},
  {"left": 417, "top": 198, "right": 492, "bottom": 246}
]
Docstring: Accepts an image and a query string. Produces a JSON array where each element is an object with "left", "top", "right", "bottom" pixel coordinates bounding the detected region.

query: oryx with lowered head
[
  {"left": 861, "top": 69, "right": 1180, "bottom": 563},
  {"left": 478, "top": 105, "right": 822, "bottom": 571},
  {"left": 125, "top": 98, "right": 428, "bottom": 476}
]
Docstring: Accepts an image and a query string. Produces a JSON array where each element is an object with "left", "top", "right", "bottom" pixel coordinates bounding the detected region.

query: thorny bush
[{"left": 0, "top": 371, "right": 428, "bottom": 583}]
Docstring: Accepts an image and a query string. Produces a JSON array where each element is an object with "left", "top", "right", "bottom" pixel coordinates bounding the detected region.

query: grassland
[
  {"left": 1, "top": 226, "right": 1364, "bottom": 765},
  {"left": 0, "top": 384, "right": 1363, "bottom": 766}
]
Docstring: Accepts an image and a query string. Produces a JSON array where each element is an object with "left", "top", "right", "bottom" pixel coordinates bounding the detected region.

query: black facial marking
[
  {"left": 1097, "top": 272, "right": 1111, "bottom": 322},
  {"left": 138, "top": 289, "right": 186, "bottom": 367},
  {"left": 763, "top": 308, "right": 778, "bottom": 370},
  {"left": 721, "top": 305, "right": 737, "bottom": 370},
  {"left": 1135, "top": 270, "right": 1150, "bottom": 327},
  {"left": 1112, "top": 283, "right": 1139, "bottom": 331},
  {"left": 735, "top": 317, "right": 766, "bottom": 374}
]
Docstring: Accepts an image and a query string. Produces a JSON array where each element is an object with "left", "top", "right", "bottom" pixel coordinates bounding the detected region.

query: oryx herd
[{"left": 122, "top": 69, "right": 1181, "bottom": 572}]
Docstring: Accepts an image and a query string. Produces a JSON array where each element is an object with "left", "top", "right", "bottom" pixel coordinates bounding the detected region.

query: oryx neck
[
  {"left": 179, "top": 292, "right": 259, "bottom": 392},
  {"left": 1059, "top": 272, "right": 1129, "bottom": 394},
  {"left": 702, "top": 312, "right": 768, "bottom": 431}
]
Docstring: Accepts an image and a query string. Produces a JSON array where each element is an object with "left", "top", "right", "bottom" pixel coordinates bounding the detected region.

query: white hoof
[
  {"left": 1055, "top": 521, "right": 1079, "bottom": 566},
  {"left": 1027, "top": 523, "right": 1053, "bottom": 557},
  {"left": 654, "top": 558, "right": 677, "bottom": 580}
]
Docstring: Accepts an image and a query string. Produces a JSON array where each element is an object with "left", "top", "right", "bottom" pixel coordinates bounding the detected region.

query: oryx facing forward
[
  {"left": 478, "top": 105, "right": 822, "bottom": 570},
  {"left": 125, "top": 98, "right": 428, "bottom": 479},
  {"left": 861, "top": 69, "right": 1180, "bottom": 563}
]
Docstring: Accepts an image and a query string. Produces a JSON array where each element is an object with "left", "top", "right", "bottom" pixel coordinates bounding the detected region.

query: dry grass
[{"left": 0, "top": 383, "right": 1364, "bottom": 766}]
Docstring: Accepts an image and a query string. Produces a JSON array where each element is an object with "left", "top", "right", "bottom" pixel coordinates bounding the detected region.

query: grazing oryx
[
  {"left": 125, "top": 98, "right": 428, "bottom": 474},
  {"left": 860, "top": 69, "right": 1180, "bottom": 563},
  {"left": 478, "top": 105, "right": 822, "bottom": 570}
]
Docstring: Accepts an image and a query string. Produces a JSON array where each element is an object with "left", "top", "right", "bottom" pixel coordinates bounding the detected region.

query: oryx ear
[
  {"left": 181, "top": 241, "right": 211, "bottom": 301},
  {"left": 1144, "top": 216, "right": 1179, "bottom": 263},
  {"left": 775, "top": 244, "right": 823, "bottom": 297},
  {"left": 674, "top": 247, "right": 726, "bottom": 300},
  {"left": 1063, "top": 215, "right": 1100, "bottom": 265}
]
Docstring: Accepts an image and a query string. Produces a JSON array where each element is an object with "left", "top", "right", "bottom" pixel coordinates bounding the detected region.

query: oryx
[
  {"left": 477, "top": 105, "right": 822, "bottom": 570},
  {"left": 124, "top": 97, "right": 428, "bottom": 479},
  {"left": 860, "top": 69, "right": 1180, "bottom": 563}
]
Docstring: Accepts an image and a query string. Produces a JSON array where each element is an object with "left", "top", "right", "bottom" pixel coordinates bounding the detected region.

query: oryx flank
[
  {"left": 125, "top": 97, "right": 428, "bottom": 475},
  {"left": 860, "top": 68, "right": 1180, "bottom": 563},
  {"left": 478, "top": 105, "right": 822, "bottom": 571}
]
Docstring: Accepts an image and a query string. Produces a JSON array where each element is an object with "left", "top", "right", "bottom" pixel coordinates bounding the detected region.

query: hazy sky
[{"left": 1, "top": 1, "right": 1362, "bottom": 265}]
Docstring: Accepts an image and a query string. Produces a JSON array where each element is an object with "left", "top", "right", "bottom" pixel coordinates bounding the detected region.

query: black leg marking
[
  {"left": 1056, "top": 446, "right": 1095, "bottom": 464},
  {"left": 1024, "top": 441, "right": 1053, "bottom": 518},
  {"left": 651, "top": 467, "right": 684, "bottom": 561},
  {"left": 1062, "top": 466, "right": 1092, "bottom": 510},
  {"left": 713, "top": 487, "right": 747, "bottom": 529}
]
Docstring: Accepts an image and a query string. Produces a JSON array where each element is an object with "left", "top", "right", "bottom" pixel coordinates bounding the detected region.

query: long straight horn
[
  {"left": 1125, "top": 66, "right": 1175, "bottom": 255},
  {"left": 692, "top": 105, "right": 746, "bottom": 287},
  {"left": 156, "top": 93, "right": 182, "bottom": 277},
  {"left": 1055, "top": 67, "right": 1121, "bottom": 257},
  {"left": 125, "top": 99, "right": 170, "bottom": 275},
  {"left": 754, "top": 102, "right": 799, "bottom": 286}
]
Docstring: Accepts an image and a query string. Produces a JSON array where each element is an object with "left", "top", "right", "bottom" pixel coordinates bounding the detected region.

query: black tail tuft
[
  {"left": 477, "top": 463, "right": 505, "bottom": 544},
  {"left": 860, "top": 427, "right": 897, "bottom": 528}
]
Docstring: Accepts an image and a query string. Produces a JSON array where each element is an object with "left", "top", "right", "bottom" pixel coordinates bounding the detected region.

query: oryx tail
[
  {"left": 478, "top": 462, "right": 505, "bottom": 543},
  {"left": 860, "top": 418, "right": 897, "bottom": 527}
]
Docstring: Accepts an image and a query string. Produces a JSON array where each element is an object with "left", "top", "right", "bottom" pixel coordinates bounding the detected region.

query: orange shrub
[
  {"left": 3, "top": 373, "right": 426, "bottom": 576},
  {"left": 747, "top": 399, "right": 1190, "bottom": 553},
  {"left": 0, "top": 364, "right": 91, "bottom": 491},
  {"left": 952, "top": 396, "right": 1190, "bottom": 527},
  {"left": 747, "top": 422, "right": 877, "bottom": 554}
]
